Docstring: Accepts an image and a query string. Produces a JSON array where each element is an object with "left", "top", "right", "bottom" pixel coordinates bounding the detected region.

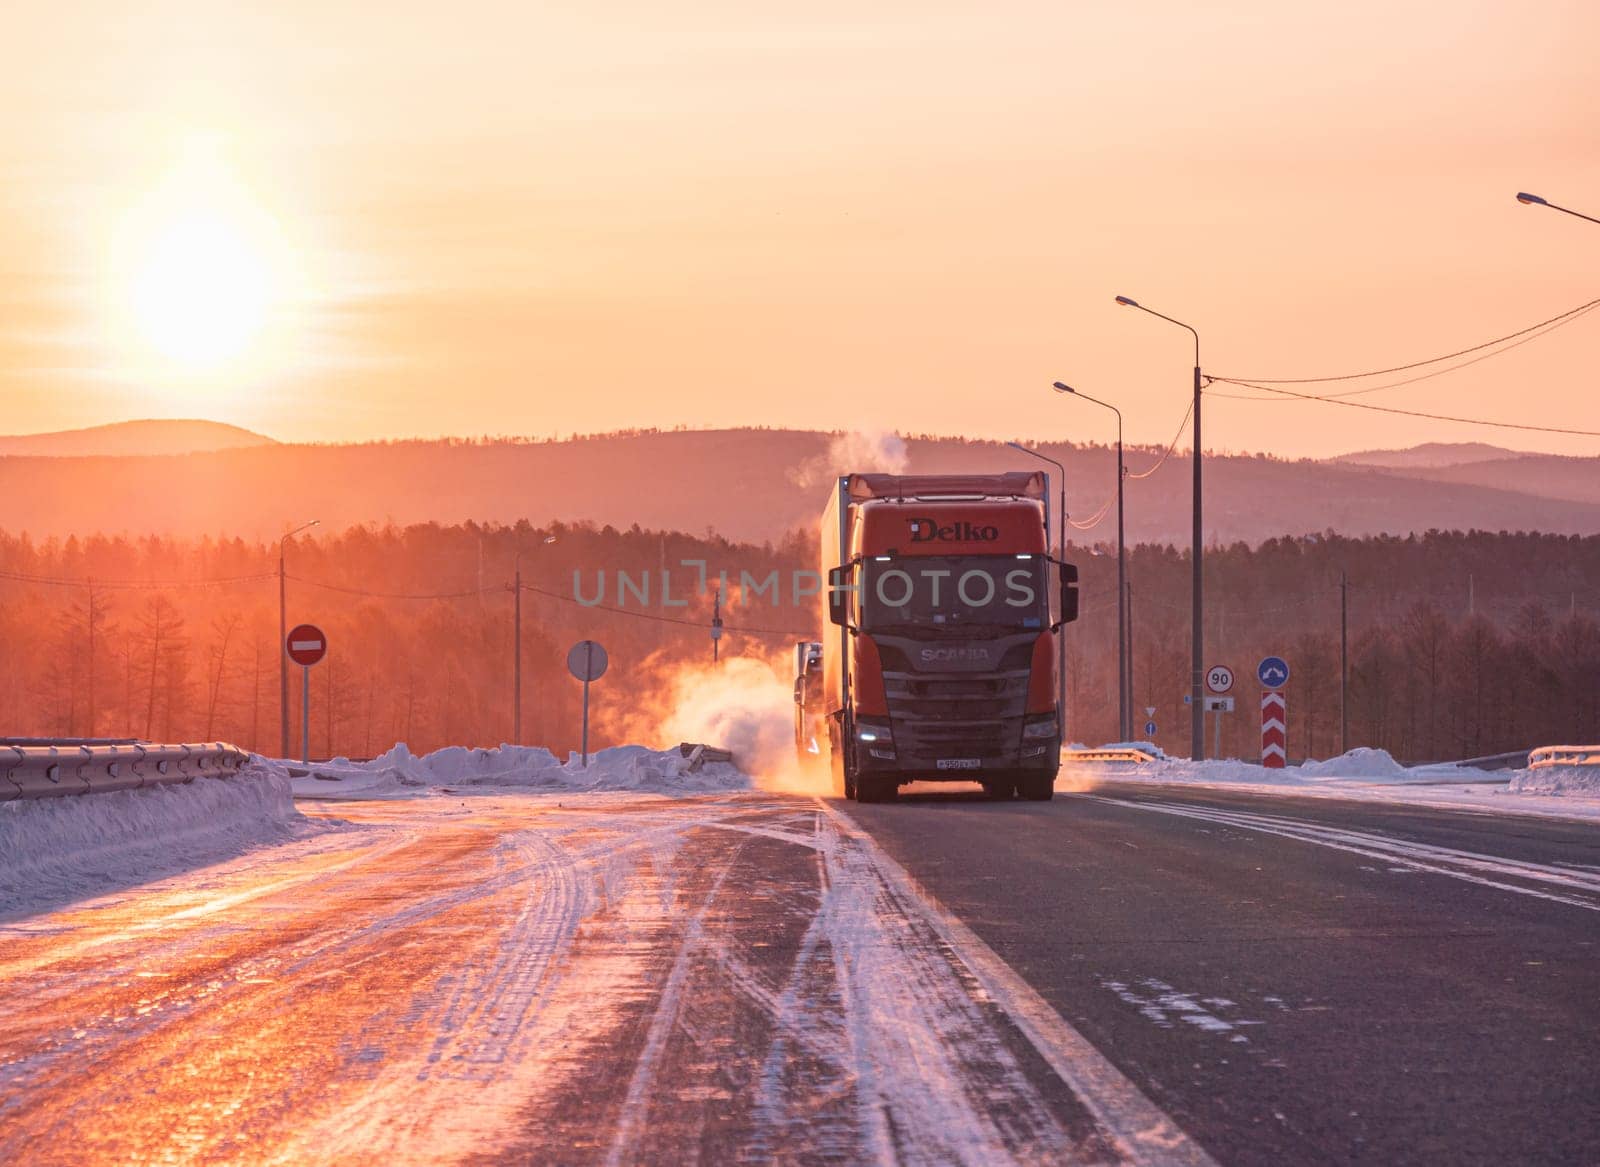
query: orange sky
[{"left": 2, "top": 1, "right": 1598, "bottom": 458}]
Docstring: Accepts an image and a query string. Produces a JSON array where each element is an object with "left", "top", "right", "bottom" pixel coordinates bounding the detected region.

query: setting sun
[
  {"left": 131, "top": 211, "right": 270, "bottom": 365},
  {"left": 112, "top": 136, "right": 290, "bottom": 375}
]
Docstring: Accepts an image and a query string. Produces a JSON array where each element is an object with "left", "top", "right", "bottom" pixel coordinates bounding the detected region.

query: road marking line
[
  {"left": 1090, "top": 796, "right": 1600, "bottom": 912},
  {"left": 820, "top": 802, "right": 1218, "bottom": 1167}
]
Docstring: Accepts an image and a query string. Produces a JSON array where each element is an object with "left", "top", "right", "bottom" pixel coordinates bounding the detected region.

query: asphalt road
[
  {"left": 4, "top": 780, "right": 1597, "bottom": 1165},
  {"left": 842, "top": 780, "right": 1600, "bottom": 1166},
  {"left": 0, "top": 792, "right": 1195, "bottom": 1166}
]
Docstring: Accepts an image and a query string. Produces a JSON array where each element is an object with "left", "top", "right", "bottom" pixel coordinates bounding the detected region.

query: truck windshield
[{"left": 859, "top": 555, "right": 1047, "bottom": 631}]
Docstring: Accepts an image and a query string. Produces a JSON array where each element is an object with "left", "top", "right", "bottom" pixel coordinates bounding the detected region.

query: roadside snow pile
[
  {"left": 1065, "top": 746, "right": 1488, "bottom": 787},
  {"left": 284, "top": 742, "right": 750, "bottom": 799},
  {"left": 1297, "top": 748, "right": 1409, "bottom": 780},
  {"left": 1509, "top": 766, "right": 1600, "bottom": 798},
  {"left": 0, "top": 768, "right": 324, "bottom": 920}
]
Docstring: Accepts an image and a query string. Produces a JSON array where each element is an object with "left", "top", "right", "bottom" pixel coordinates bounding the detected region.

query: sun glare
[
  {"left": 114, "top": 136, "right": 289, "bottom": 374},
  {"left": 132, "top": 213, "right": 269, "bottom": 365}
]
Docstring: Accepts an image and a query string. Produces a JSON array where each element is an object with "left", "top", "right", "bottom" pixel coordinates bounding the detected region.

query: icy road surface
[{"left": 0, "top": 792, "right": 1207, "bottom": 1166}]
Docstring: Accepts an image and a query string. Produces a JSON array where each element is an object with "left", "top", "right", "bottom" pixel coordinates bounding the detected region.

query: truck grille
[{"left": 883, "top": 667, "right": 1031, "bottom": 758}]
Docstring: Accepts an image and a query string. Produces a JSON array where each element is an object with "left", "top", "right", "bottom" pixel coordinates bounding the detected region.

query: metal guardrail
[
  {"left": 0, "top": 741, "right": 252, "bottom": 802},
  {"left": 1528, "top": 745, "right": 1600, "bottom": 770},
  {"left": 1061, "top": 744, "right": 1163, "bottom": 764},
  {"left": 1452, "top": 750, "right": 1532, "bottom": 772}
]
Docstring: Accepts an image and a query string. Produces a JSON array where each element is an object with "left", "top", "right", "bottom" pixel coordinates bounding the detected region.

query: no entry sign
[{"left": 286, "top": 624, "right": 327, "bottom": 667}]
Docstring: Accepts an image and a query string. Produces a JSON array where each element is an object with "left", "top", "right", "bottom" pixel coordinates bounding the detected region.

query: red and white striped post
[{"left": 1261, "top": 689, "right": 1287, "bottom": 768}]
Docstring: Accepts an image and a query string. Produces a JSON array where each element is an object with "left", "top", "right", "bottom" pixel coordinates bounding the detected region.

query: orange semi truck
[{"left": 803, "top": 471, "right": 1078, "bottom": 803}]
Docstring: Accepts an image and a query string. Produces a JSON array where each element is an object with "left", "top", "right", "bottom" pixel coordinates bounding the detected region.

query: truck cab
[{"left": 820, "top": 472, "right": 1077, "bottom": 803}]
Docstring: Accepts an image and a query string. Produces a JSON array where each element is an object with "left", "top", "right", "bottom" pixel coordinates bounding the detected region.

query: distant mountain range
[
  {"left": 0, "top": 419, "right": 275, "bottom": 458},
  {"left": 0, "top": 422, "right": 1596, "bottom": 545},
  {"left": 1330, "top": 441, "right": 1519, "bottom": 469}
]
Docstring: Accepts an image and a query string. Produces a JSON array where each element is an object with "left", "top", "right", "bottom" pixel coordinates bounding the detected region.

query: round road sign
[
  {"left": 1205, "top": 665, "right": 1234, "bottom": 694},
  {"left": 286, "top": 624, "right": 327, "bottom": 667},
  {"left": 567, "top": 639, "right": 609, "bottom": 682},
  {"left": 1143, "top": 720, "right": 1157, "bottom": 737},
  {"left": 1257, "top": 655, "right": 1290, "bottom": 688}
]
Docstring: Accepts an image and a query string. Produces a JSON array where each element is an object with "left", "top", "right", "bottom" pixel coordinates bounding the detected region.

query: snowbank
[
  {"left": 1509, "top": 765, "right": 1600, "bottom": 798},
  {"left": 0, "top": 767, "right": 325, "bottom": 921},
  {"left": 284, "top": 742, "right": 751, "bottom": 800},
  {"left": 1061, "top": 745, "right": 1600, "bottom": 821},
  {"left": 1063, "top": 746, "right": 1491, "bottom": 788},
  {"left": 1297, "top": 747, "right": 1409, "bottom": 780}
]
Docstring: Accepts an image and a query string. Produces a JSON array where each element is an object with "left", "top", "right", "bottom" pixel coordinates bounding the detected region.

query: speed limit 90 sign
[{"left": 1206, "top": 665, "right": 1235, "bottom": 694}]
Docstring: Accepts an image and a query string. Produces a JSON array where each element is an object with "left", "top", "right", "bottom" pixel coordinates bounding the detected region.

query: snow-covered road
[{"left": 0, "top": 791, "right": 1206, "bottom": 1166}]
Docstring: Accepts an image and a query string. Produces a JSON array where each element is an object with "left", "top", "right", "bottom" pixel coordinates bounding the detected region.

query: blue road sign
[
  {"left": 1257, "top": 655, "right": 1290, "bottom": 687},
  {"left": 1144, "top": 720, "right": 1157, "bottom": 737}
]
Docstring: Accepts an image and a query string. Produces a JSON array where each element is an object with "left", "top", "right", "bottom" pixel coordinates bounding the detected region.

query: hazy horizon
[
  {"left": 0, "top": 415, "right": 1588, "bottom": 465},
  {"left": 5, "top": 2, "right": 1599, "bottom": 460}
]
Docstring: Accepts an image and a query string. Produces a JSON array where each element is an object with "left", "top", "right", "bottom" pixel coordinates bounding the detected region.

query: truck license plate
[{"left": 936, "top": 758, "right": 981, "bottom": 770}]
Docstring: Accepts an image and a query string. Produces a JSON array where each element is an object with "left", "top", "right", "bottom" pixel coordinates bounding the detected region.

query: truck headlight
[
  {"left": 857, "top": 720, "right": 896, "bottom": 760},
  {"left": 1022, "top": 716, "right": 1058, "bottom": 741},
  {"left": 856, "top": 720, "right": 893, "bottom": 743}
]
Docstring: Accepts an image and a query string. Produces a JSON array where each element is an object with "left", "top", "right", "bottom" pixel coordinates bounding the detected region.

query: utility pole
[
  {"left": 513, "top": 557, "right": 523, "bottom": 743},
  {"left": 1115, "top": 295, "right": 1202, "bottom": 758},
  {"left": 1340, "top": 570, "right": 1349, "bottom": 755},
  {"left": 712, "top": 586, "right": 724, "bottom": 663},
  {"left": 86, "top": 583, "right": 97, "bottom": 737},
  {"left": 279, "top": 548, "right": 288, "bottom": 757},
  {"left": 512, "top": 534, "right": 555, "bottom": 744},
  {"left": 1125, "top": 578, "right": 1134, "bottom": 734},
  {"left": 1191, "top": 357, "right": 1203, "bottom": 760}
]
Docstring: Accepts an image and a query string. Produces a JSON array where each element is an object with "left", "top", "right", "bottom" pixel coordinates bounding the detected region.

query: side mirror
[
  {"left": 1054, "top": 561, "right": 1079, "bottom": 628},
  {"left": 827, "top": 565, "right": 853, "bottom": 627}
]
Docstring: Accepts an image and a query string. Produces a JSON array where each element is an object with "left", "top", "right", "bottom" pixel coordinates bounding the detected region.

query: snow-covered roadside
[
  {"left": 1063, "top": 746, "right": 1600, "bottom": 824},
  {"left": 1509, "top": 764, "right": 1600, "bottom": 798},
  {"left": 279, "top": 742, "right": 751, "bottom": 800},
  {"left": 0, "top": 767, "right": 333, "bottom": 920}
]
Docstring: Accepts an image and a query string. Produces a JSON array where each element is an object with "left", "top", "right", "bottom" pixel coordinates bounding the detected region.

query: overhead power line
[
  {"left": 1218, "top": 294, "right": 1600, "bottom": 385},
  {"left": 1209, "top": 377, "right": 1600, "bottom": 437},
  {"left": 1126, "top": 398, "right": 1195, "bottom": 480},
  {"left": 288, "top": 574, "right": 489, "bottom": 601},
  {"left": 0, "top": 568, "right": 277, "bottom": 590}
]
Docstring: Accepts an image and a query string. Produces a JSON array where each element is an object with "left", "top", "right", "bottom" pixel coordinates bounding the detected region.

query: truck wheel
[
  {"left": 828, "top": 723, "right": 852, "bottom": 799},
  {"left": 1019, "top": 775, "right": 1055, "bottom": 801},
  {"left": 980, "top": 781, "right": 1011, "bottom": 801}
]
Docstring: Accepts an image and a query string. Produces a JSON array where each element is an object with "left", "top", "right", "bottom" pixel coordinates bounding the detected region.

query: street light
[
  {"left": 1516, "top": 191, "right": 1600, "bottom": 226},
  {"left": 1052, "top": 382, "right": 1128, "bottom": 742},
  {"left": 279, "top": 519, "right": 319, "bottom": 758},
  {"left": 1116, "top": 293, "right": 1205, "bottom": 760},
  {"left": 1006, "top": 441, "right": 1067, "bottom": 739},
  {"left": 512, "top": 534, "right": 558, "bottom": 743}
]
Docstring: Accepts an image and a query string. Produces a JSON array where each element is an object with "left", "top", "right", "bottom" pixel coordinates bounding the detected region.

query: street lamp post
[
  {"left": 1516, "top": 192, "right": 1600, "bottom": 227},
  {"left": 1005, "top": 441, "right": 1068, "bottom": 740},
  {"left": 279, "top": 519, "right": 319, "bottom": 758},
  {"left": 1051, "top": 383, "right": 1128, "bottom": 742},
  {"left": 1116, "top": 294, "right": 1204, "bottom": 760},
  {"left": 513, "top": 534, "right": 557, "bottom": 743}
]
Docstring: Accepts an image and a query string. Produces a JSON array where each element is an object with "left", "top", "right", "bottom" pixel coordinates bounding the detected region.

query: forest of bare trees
[{"left": 2, "top": 523, "right": 1596, "bottom": 764}]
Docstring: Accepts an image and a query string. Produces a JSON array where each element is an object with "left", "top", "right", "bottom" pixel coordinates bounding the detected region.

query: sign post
[
  {"left": 1257, "top": 656, "right": 1290, "bottom": 769},
  {"left": 286, "top": 624, "right": 327, "bottom": 764},
  {"left": 566, "top": 639, "right": 609, "bottom": 768}
]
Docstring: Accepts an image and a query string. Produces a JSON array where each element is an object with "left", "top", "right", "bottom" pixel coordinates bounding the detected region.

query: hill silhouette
[
  {"left": 0, "top": 419, "right": 276, "bottom": 458},
  {"left": 1331, "top": 441, "right": 1517, "bottom": 469},
  {"left": 0, "top": 427, "right": 1596, "bottom": 545}
]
